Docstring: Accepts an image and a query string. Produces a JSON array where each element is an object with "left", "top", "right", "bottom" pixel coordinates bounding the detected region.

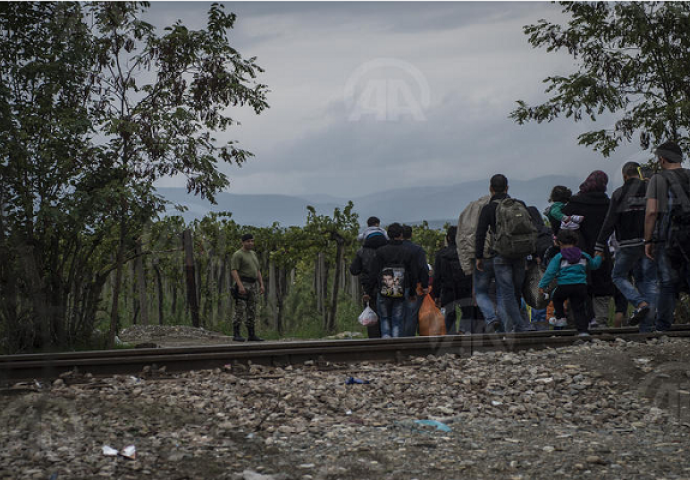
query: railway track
[{"left": 2, "top": 325, "right": 690, "bottom": 382}]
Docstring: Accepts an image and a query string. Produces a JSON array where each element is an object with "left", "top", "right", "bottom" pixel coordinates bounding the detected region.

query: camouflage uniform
[{"left": 233, "top": 281, "right": 258, "bottom": 329}]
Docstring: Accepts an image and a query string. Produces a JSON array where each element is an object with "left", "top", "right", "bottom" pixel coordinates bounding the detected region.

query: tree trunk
[
  {"left": 327, "top": 233, "right": 345, "bottom": 333},
  {"left": 202, "top": 257, "right": 213, "bottom": 327},
  {"left": 275, "top": 266, "right": 284, "bottom": 336},
  {"left": 108, "top": 218, "right": 127, "bottom": 348},
  {"left": 154, "top": 262, "right": 164, "bottom": 325},
  {"left": 268, "top": 260, "right": 277, "bottom": 325},
  {"left": 135, "top": 240, "right": 148, "bottom": 326},
  {"left": 217, "top": 257, "right": 226, "bottom": 323},
  {"left": 314, "top": 254, "right": 323, "bottom": 313},
  {"left": 182, "top": 229, "right": 200, "bottom": 328}
]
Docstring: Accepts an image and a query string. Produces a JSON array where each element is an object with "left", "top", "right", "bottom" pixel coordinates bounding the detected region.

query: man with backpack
[
  {"left": 475, "top": 174, "right": 537, "bottom": 332},
  {"left": 350, "top": 217, "right": 387, "bottom": 338},
  {"left": 434, "top": 226, "right": 473, "bottom": 334},
  {"left": 645, "top": 141, "right": 690, "bottom": 331},
  {"left": 595, "top": 161, "right": 656, "bottom": 332},
  {"left": 367, "top": 223, "right": 427, "bottom": 338}
]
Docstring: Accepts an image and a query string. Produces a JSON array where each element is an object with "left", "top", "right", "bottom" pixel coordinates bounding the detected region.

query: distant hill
[{"left": 157, "top": 175, "right": 594, "bottom": 227}]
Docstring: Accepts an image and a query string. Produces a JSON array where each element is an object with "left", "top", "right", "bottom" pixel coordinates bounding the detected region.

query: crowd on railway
[
  {"left": 347, "top": 140, "right": 690, "bottom": 339},
  {"left": 225, "top": 141, "right": 689, "bottom": 341}
]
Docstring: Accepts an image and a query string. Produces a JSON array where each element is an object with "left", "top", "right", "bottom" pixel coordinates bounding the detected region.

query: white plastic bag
[{"left": 358, "top": 304, "right": 378, "bottom": 326}]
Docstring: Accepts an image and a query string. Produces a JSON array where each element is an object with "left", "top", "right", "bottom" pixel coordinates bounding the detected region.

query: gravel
[{"left": 3, "top": 337, "right": 690, "bottom": 479}]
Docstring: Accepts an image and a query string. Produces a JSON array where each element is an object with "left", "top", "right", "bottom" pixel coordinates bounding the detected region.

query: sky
[{"left": 148, "top": 1, "right": 651, "bottom": 200}]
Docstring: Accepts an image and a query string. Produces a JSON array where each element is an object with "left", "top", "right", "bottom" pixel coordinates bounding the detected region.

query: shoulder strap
[{"left": 661, "top": 169, "right": 690, "bottom": 210}]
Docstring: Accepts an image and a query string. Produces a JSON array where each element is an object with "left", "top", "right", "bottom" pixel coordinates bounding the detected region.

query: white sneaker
[
  {"left": 549, "top": 317, "right": 568, "bottom": 327},
  {"left": 577, "top": 332, "right": 591, "bottom": 337},
  {"left": 589, "top": 319, "right": 599, "bottom": 329}
]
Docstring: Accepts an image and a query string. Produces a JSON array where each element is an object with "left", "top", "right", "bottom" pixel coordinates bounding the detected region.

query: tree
[
  {"left": 0, "top": 2, "right": 269, "bottom": 352},
  {"left": 87, "top": 2, "right": 269, "bottom": 346},
  {"left": 510, "top": 2, "right": 690, "bottom": 157},
  {"left": 0, "top": 2, "right": 107, "bottom": 350}
]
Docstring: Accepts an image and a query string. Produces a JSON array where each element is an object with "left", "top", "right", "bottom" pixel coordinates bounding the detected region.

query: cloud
[{"left": 147, "top": 2, "right": 646, "bottom": 200}]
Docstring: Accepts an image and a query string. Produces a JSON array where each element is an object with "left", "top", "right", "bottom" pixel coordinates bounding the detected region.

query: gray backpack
[{"left": 493, "top": 198, "right": 538, "bottom": 258}]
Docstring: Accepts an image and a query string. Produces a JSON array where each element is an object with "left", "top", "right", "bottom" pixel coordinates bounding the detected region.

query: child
[
  {"left": 544, "top": 185, "right": 583, "bottom": 234},
  {"left": 538, "top": 229, "right": 602, "bottom": 336},
  {"left": 358, "top": 216, "right": 388, "bottom": 248}
]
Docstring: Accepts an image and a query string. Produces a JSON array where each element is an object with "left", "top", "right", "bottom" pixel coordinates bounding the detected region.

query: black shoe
[
  {"left": 629, "top": 305, "right": 650, "bottom": 326},
  {"left": 233, "top": 326, "right": 246, "bottom": 342},
  {"left": 247, "top": 328, "right": 264, "bottom": 342}
]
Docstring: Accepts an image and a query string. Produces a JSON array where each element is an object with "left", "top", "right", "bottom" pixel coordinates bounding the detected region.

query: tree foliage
[
  {"left": 0, "top": 2, "right": 269, "bottom": 351},
  {"left": 511, "top": 2, "right": 690, "bottom": 156}
]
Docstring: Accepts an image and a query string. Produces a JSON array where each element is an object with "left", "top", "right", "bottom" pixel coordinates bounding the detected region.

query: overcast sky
[{"left": 148, "top": 1, "right": 650, "bottom": 199}]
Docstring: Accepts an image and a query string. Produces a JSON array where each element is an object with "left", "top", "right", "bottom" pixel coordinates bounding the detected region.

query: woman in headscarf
[{"left": 561, "top": 170, "right": 614, "bottom": 328}]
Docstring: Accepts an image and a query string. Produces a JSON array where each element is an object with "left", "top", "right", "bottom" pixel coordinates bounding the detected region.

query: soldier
[{"left": 230, "top": 233, "right": 265, "bottom": 342}]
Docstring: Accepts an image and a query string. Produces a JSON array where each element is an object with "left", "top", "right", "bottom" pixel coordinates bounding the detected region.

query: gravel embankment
[{"left": 2, "top": 337, "right": 690, "bottom": 479}]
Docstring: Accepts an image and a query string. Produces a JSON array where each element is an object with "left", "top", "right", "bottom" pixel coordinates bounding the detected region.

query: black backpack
[{"left": 662, "top": 169, "right": 690, "bottom": 261}]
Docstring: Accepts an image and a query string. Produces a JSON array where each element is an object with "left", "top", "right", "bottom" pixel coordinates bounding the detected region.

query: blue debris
[
  {"left": 413, "top": 420, "right": 452, "bottom": 432},
  {"left": 345, "top": 377, "right": 370, "bottom": 385}
]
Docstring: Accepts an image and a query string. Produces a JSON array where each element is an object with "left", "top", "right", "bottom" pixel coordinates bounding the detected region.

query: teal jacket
[{"left": 538, "top": 250, "right": 602, "bottom": 288}]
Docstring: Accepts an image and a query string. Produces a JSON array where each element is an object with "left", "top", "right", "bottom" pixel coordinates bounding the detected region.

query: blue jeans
[
  {"left": 655, "top": 244, "right": 690, "bottom": 331},
  {"left": 473, "top": 258, "right": 498, "bottom": 326},
  {"left": 377, "top": 294, "right": 405, "bottom": 338},
  {"left": 612, "top": 246, "right": 658, "bottom": 332},
  {"left": 403, "top": 288, "right": 423, "bottom": 337},
  {"left": 494, "top": 255, "right": 530, "bottom": 332}
]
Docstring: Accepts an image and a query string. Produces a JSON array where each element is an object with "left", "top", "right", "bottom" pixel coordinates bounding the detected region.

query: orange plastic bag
[{"left": 418, "top": 294, "right": 447, "bottom": 336}]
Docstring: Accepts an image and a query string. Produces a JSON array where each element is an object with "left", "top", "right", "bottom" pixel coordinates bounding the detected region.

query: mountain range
[{"left": 158, "top": 174, "right": 610, "bottom": 228}]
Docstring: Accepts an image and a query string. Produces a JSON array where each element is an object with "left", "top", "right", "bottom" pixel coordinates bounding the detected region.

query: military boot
[
  {"left": 232, "top": 325, "right": 246, "bottom": 342},
  {"left": 247, "top": 326, "right": 264, "bottom": 342}
]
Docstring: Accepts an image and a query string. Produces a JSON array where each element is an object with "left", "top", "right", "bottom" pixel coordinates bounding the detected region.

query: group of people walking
[{"left": 350, "top": 141, "right": 690, "bottom": 338}]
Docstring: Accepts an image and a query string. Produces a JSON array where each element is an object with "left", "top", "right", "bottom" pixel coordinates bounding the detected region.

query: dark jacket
[
  {"left": 350, "top": 246, "right": 379, "bottom": 294},
  {"left": 561, "top": 191, "right": 610, "bottom": 255},
  {"left": 402, "top": 239, "right": 429, "bottom": 288},
  {"left": 561, "top": 191, "right": 614, "bottom": 296},
  {"left": 433, "top": 244, "right": 472, "bottom": 301},
  {"left": 595, "top": 178, "right": 647, "bottom": 252},
  {"left": 475, "top": 193, "right": 529, "bottom": 259},
  {"left": 367, "top": 239, "right": 422, "bottom": 293}
]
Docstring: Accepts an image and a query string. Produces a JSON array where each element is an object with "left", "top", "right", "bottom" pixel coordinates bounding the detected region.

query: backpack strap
[{"left": 661, "top": 169, "right": 690, "bottom": 212}]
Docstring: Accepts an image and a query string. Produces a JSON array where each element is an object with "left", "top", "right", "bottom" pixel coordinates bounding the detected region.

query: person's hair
[
  {"left": 387, "top": 222, "right": 403, "bottom": 239},
  {"left": 446, "top": 226, "right": 458, "bottom": 244},
  {"left": 367, "top": 216, "right": 380, "bottom": 227},
  {"left": 490, "top": 174, "right": 508, "bottom": 193},
  {"left": 381, "top": 269, "right": 394, "bottom": 278},
  {"left": 556, "top": 229, "right": 579, "bottom": 246},
  {"left": 622, "top": 161, "right": 640, "bottom": 178},
  {"left": 656, "top": 141, "right": 683, "bottom": 163},
  {"left": 402, "top": 224, "right": 413, "bottom": 239},
  {"left": 241, "top": 233, "right": 254, "bottom": 242},
  {"left": 549, "top": 185, "right": 572, "bottom": 203}
]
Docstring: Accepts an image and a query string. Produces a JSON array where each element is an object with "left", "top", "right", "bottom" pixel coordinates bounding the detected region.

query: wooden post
[
  {"left": 182, "top": 229, "right": 200, "bottom": 328},
  {"left": 153, "top": 259, "right": 164, "bottom": 326},
  {"left": 135, "top": 240, "right": 149, "bottom": 325},
  {"left": 327, "top": 232, "right": 345, "bottom": 333}
]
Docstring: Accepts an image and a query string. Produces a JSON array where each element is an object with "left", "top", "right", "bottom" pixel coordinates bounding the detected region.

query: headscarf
[{"left": 579, "top": 170, "right": 608, "bottom": 194}]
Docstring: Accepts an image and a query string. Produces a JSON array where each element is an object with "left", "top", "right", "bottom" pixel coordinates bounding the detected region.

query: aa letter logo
[
  {"left": 638, "top": 362, "right": 690, "bottom": 423},
  {"left": 1, "top": 393, "right": 83, "bottom": 455},
  {"left": 344, "top": 58, "right": 430, "bottom": 122}
]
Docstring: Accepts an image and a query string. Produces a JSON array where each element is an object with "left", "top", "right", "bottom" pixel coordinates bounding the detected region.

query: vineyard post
[{"left": 183, "top": 229, "right": 200, "bottom": 328}]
